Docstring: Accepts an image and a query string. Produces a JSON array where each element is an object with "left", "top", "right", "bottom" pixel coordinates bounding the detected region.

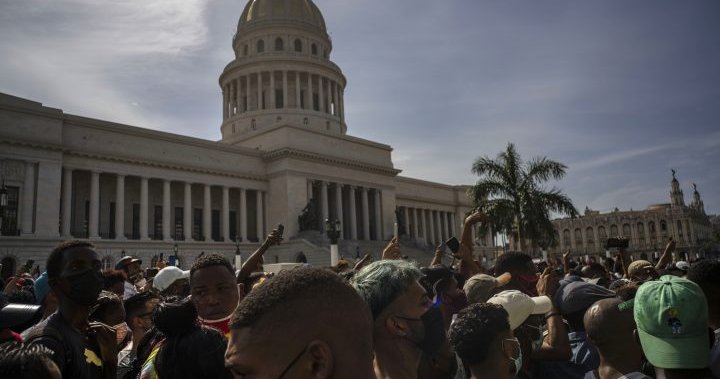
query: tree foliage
[{"left": 469, "top": 143, "right": 578, "bottom": 251}]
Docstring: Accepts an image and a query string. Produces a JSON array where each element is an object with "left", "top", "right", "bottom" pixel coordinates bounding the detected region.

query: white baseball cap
[
  {"left": 152, "top": 266, "right": 190, "bottom": 292},
  {"left": 487, "top": 290, "right": 553, "bottom": 330}
]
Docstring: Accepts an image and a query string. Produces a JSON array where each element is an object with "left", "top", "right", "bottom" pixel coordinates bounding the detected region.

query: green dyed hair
[{"left": 350, "top": 260, "right": 423, "bottom": 319}]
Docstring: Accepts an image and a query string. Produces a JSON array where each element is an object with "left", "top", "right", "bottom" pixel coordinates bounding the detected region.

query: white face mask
[
  {"left": 113, "top": 322, "right": 130, "bottom": 346},
  {"left": 135, "top": 278, "right": 147, "bottom": 289}
]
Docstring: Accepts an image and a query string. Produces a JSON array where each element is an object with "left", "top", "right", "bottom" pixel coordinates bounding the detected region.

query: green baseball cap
[{"left": 634, "top": 275, "right": 709, "bottom": 369}]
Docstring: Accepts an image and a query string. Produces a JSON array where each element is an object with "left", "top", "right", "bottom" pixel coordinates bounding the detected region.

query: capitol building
[{"left": 0, "top": 0, "right": 497, "bottom": 275}]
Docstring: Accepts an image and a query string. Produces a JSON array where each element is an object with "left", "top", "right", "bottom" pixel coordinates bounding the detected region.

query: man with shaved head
[
  {"left": 584, "top": 298, "right": 648, "bottom": 379},
  {"left": 224, "top": 267, "right": 375, "bottom": 379}
]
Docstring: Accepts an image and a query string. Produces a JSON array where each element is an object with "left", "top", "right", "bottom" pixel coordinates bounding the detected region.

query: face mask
[
  {"left": 63, "top": 269, "right": 104, "bottom": 306},
  {"left": 444, "top": 291, "right": 469, "bottom": 315},
  {"left": 135, "top": 278, "right": 147, "bottom": 289},
  {"left": 398, "top": 306, "right": 446, "bottom": 355},
  {"left": 114, "top": 322, "right": 130, "bottom": 346},
  {"left": 504, "top": 338, "right": 523, "bottom": 378},
  {"left": 517, "top": 275, "right": 539, "bottom": 296}
]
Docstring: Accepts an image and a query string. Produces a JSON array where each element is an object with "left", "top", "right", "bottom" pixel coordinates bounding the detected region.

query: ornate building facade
[
  {"left": 0, "top": 0, "right": 499, "bottom": 276},
  {"left": 550, "top": 171, "right": 713, "bottom": 257}
]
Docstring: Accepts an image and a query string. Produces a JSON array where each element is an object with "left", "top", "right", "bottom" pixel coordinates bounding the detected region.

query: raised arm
[
  {"left": 655, "top": 238, "right": 675, "bottom": 271},
  {"left": 533, "top": 268, "right": 572, "bottom": 361},
  {"left": 429, "top": 245, "right": 445, "bottom": 267},
  {"left": 237, "top": 228, "right": 283, "bottom": 283}
]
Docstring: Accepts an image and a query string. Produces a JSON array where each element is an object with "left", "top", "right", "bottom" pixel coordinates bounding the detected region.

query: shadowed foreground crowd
[{"left": 0, "top": 212, "right": 718, "bottom": 379}]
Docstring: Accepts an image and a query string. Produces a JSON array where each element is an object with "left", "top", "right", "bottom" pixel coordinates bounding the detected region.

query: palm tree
[{"left": 469, "top": 143, "right": 578, "bottom": 252}]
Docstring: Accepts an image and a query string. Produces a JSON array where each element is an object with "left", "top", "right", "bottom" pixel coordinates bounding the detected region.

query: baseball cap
[
  {"left": 674, "top": 261, "right": 689, "bottom": 272},
  {"left": 487, "top": 289, "right": 552, "bottom": 330},
  {"left": 464, "top": 272, "right": 512, "bottom": 304},
  {"left": 34, "top": 272, "right": 50, "bottom": 305},
  {"left": 628, "top": 260, "right": 653, "bottom": 278},
  {"left": 152, "top": 266, "right": 190, "bottom": 292},
  {"left": 554, "top": 276, "right": 616, "bottom": 315},
  {"left": 634, "top": 275, "right": 709, "bottom": 369},
  {"left": 115, "top": 256, "right": 142, "bottom": 270}
]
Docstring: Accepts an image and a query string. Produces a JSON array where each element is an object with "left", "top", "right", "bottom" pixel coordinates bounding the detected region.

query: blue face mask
[{"left": 504, "top": 338, "right": 523, "bottom": 378}]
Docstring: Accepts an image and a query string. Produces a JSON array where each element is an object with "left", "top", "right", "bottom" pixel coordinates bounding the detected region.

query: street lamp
[{"left": 325, "top": 219, "right": 341, "bottom": 266}]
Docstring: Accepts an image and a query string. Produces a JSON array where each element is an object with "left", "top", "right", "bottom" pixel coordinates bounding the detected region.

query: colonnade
[
  {"left": 60, "top": 168, "right": 265, "bottom": 242},
  {"left": 308, "top": 180, "right": 384, "bottom": 241},
  {"left": 222, "top": 70, "right": 344, "bottom": 121}
]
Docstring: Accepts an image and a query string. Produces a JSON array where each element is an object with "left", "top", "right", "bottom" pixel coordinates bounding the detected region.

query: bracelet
[{"left": 545, "top": 312, "right": 560, "bottom": 320}]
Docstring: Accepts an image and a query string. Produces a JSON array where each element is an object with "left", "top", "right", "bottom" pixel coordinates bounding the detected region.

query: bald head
[{"left": 584, "top": 297, "right": 635, "bottom": 349}]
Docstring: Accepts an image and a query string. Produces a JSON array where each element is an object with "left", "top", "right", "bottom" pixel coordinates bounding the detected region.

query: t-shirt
[
  {"left": 123, "top": 281, "right": 138, "bottom": 300},
  {"left": 538, "top": 331, "right": 600, "bottom": 379},
  {"left": 199, "top": 316, "right": 231, "bottom": 338},
  {"left": 25, "top": 311, "right": 105, "bottom": 379}
]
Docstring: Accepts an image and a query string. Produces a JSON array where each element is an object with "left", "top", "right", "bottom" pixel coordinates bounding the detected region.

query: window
[
  {"left": 294, "top": 39, "right": 302, "bottom": 52},
  {"left": 622, "top": 224, "right": 631, "bottom": 238},
  {"left": 274, "top": 37, "right": 283, "bottom": 51},
  {"left": 586, "top": 227, "right": 594, "bottom": 245},
  {"left": 0, "top": 186, "right": 19, "bottom": 235},
  {"left": 677, "top": 220, "right": 683, "bottom": 239},
  {"left": 243, "top": 44, "right": 248, "bottom": 56},
  {"left": 108, "top": 202, "right": 116, "bottom": 239},
  {"left": 153, "top": 205, "right": 162, "bottom": 240},
  {"left": 275, "top": 89, "right": 283, "bottom": 108},
  {"left": 311, "top": 43, "right": 317, "bottom": 55},
  {"left": 132, "top": 204, "right": 140, "bottom": 239},
  {"left": 256, "top": 39, "right": 265, "bottom": 53},
  {"left": 211, "top": 210, "right": 220, "bottom": 241},
  {"left": 174, "top": 207, "right": 184, "bottom": 240},
  {"left": 660, "top": 221, "right": 667, "bottom": 232},
  {"left": 574, "top": 228, "right": 582, "bottom": 244},
  {"left": 313, "top": 93, "right": 319, "bottom": 111},
  {"left": 610, "top": 225, "right": 618, "bottom": 237},
  {"left": 193, "top": 208, "right": 202, "bottom": 240}
]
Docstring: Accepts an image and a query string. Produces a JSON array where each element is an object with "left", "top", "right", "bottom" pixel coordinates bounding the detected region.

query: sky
[{"left": 1, "top": 0, "right": 718, "bottom": 215}]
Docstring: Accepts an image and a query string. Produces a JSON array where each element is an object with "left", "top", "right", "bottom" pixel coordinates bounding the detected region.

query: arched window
[
  {"left": 622, "top": 224, "right": 631, "bottom": 238},
  {"left": 660, "top": 220, "right": 667, "bottom": 233},
  {"left": 610, "top": 224, "right": 618, "bottom": 237},
  {"left": 274, "top": 37, "right": 284, "bottom": 51},
  {"left": 574, "top": 228, "right": 583, "bottom": 245},
  {"left": 294, "top": 39, "right": 302, "bottom": 52},
  {"left": 637, "top": 222, "right": 645, "bottom": 236},
  {"left": 649, "top": 221, "right": 656, "bottom": 234},
  {"left": 243, "top": 44, "right": 248, "bottom": 56},
  {"left": 598, "top": 226, "right": 607, "bottom": 245},
  {"left": 311, "top": 43, "right": 317, "bottom": 55},
  {"left": 677, "top": 220, "right": 684, "bottom": 239},
  {"left": 257, "top": 39, "right": 265, "bottom": 53},
  {"left": 586, "top": 227, "right": 594, "bottom": 245},
  {"left": 563, "top": 229, "right": 571, "bottom": 246}
]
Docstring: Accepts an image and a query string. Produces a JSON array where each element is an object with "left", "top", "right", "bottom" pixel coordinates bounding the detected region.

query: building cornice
[
  {"left": 396, "top": 175, "right": 471, "bottom": 191},
  {"left": 263, "top": 147, "right": 401, "bottom": 176},
  {"left": 0, "top": 137, "right": 267, "bottom": 182}
]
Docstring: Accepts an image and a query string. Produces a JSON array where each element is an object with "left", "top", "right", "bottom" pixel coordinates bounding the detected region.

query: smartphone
[
  {"left": 277, "top": 224, "right": 285, "bottom": 237},
  {"left": 445, "top": 237, "right": 460, "bottom": 254},
  {"left": 159, "top": 253, "right": 164, "bottom": 261}
]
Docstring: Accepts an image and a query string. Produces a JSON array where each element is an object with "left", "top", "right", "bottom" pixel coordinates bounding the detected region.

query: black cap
[
  {"left": 0, "top": 300, "right": 41, "bottom": 329},
  {"left": 554, "top": 275, "right": 616, "bottom": 315},
  {"left": 115, "top": 256, "right": 142, "bottom": 270}
]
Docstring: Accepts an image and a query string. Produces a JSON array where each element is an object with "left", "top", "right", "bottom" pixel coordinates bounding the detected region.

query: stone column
[
  {"left": 450, "top": 212, "right": 457, "bottom": 238},
  {"left": 295, "top": 71, "right": 301, "bottom": 108},
  {"left": 222, "top": 186, "right": 230, "bottom": 242},
  {"left": 440, "top": 211, "right": 448, "bottom": 241},
  {"left": 348, "top": 186, "right": 357, "bottom": 240},
  {"left": 308, "top": 74, "right": 313, "bottom": 110},
  {"left": 203, "top": 184, "right": 211, "bottom": 241},
  {"left": 361, "top": 187, "right": 370, "bottom": 240},
  {"left": 338, "top": 88, "right": 344, "bottom": 121},
  {"left": 325, "top": 78, "right": 331, "bottom": 113},
  {"left": 61, "top": 168, "right": 73, "bottom": 237},
  {"left": 162, "top": 180, "right": 171, "bottom": 241},
  {"left": 318, "top": 76, "right": 324, "bottom": 113},
  {"left": 256, "top": 190, "right": 263, "bottom": 240},
  {"left": 140, "top": 177, "right": 149, "bottom": 240},
  {"left": 320, "top": 181, "right": 329, "bottom": 227},
  {"left": 245, "top": 75, "right": 250, "bottom": 111},
  {"left": 257, "top": 72, "right": 263, "bottom": 110},
  {"left": 282, "top": 71, "right": 288, "bottom": 108},
  {"left": 428, "top": 210, "right": 436, "bottom": 245},
  {"left": 408, "top": 208, "right": 418, "bottom": 239},
  {"left": 269, "top": 70, "right": 275, "bottom": 109},
  {"left": 115, "top": 175, "right": 125, "bottom": 240},
  {"left": 88, "top": 171, "right": 100, "bottom": 239},
  {"left": 239, "top": 188, "right": 247, "bottom": 242},
  {"left": 21, "top": 162, "right": 35, "bottom": 234},
  {"left": 421, "top": 209, "right": 428, "bottom": 243},
  {"left": 644, "top": 221, "right": 651, "bottom": 245},
  {"left": 222, "top": 86, "right": 228, "bottom": 119},
  {"left": 334, "top": 184, "right": 343, "bottom": 239},
  {"left": 183, "top": 183, "right": 193, "bottom": 241},
  {"left": 307, "top": 180, "right": 313, "bottom": 202},
  {"left": 373, "top": 190, "right": 382, "bottom": 240},
  {"left": 334, "top": 82, "right": 340, "bottom": 117}
]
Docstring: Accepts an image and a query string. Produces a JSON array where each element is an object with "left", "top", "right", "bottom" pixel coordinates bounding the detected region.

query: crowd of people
[{"left": 0, "top": 211, "right": 718, "bottom": 379}]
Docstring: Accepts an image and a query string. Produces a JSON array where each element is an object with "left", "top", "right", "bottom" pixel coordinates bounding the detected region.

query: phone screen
[{"left": 446, "top": 237, "right": 460, "bottom": 254}]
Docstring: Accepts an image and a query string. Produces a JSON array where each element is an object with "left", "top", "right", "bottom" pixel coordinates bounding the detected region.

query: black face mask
[
  {"left": 398, "top": 306, "right": 446, "bottom": 355},
  {"left": 62, "top": 269, "right": 104, "bottom": 306}
]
